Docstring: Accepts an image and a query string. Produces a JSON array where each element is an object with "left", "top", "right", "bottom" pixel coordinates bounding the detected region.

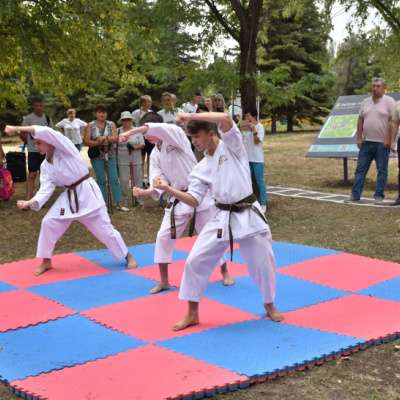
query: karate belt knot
[
  {"left": 65, "top": 173, "right": 91, "bottom": 214},
  {"left": 169, "top": 189, "right": 196, "bottom": 239},
  {"left": 216, "top": 193, "right": 268, "bottom": 261}
]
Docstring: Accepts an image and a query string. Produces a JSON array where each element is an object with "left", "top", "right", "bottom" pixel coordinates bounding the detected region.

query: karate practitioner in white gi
[
  {"left": 151, "top": 112, "right": 283, "bottom": 330},
  {"left": 119, "top": 112, "right": 234, "bottom": 294},
  {"left": 4, "top": 125, "right": 137, "bottom": 275}
]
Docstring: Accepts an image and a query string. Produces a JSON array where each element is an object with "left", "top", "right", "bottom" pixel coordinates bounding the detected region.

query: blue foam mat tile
[
  {"left": 356, "top": 276, "right": 400, "bottom": 302},
  {"left": 74, "top": 244, "right": 189, "bottom": 271},
  {"left": 0, "top": 281, "right": 19, "bottom": 294},
  {"left": 155, "top": 319, "right": 363, "bottom": 378},
  {"left": 272, "top": 242, "right": 342, "bottom": 269},
  {"left": 27, "top": 272, "right": 174, "bottom": 311},
  {"left": 0, "top": 314, "right": 147, "bottom": 382},
  {"left": 204, "top": 274, "right": 350, "bottom": 316}
]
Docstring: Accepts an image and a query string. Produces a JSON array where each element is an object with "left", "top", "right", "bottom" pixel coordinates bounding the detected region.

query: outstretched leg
[
  {"left": 34, "top": 258, "right": 53, "bottom": 276},
  {"left": 150, "top": 263, "right": 170, "bottom": 294},
  {"left": 220, "top": 262, "right": 234, "bottom": 286},
  {"left": 172, "top": 301, "right": 199, "bottom": 331}
]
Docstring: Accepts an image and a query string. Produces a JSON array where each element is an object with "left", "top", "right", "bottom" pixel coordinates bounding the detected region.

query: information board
[{"left": 306, "top": 92, "right": 400, "bottom": 158}]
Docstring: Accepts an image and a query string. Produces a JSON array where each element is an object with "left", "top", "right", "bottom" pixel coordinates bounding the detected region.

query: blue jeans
[
  {"left": 91, "top": 157, "right": 122, "bottom": 203},
  {"left": 250, "top": 162, "right": 267, "bottom": 205},
  {"left": 351, "top": 141, "right": 390, "bottom": 200}
]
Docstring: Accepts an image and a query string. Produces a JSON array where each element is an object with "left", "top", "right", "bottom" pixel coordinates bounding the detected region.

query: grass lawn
[{"left": 1, "top": 131, "right": 400, "bottom": 399}]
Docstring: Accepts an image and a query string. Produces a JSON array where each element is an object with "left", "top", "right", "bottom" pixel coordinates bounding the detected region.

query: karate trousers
[
  {"left": 36, "top": 207, "right": 128, "bottom": 261},
  {"left": 154, "top": 205, "right": 225, "bottom": 265},
  {"left": 179, "top": 220, "right": 276, "bottom": 304}
]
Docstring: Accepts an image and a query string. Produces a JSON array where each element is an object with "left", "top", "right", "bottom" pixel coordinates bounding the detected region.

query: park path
[{"left": 267, "top": 185, "right": 396, "bottom": 208}]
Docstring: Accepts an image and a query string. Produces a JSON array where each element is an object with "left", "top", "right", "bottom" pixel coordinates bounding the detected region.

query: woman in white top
[
  {"left": 117, "top": 111, "right": 145, "bottom": 206},
  {"left": 55, "top": 109, "right": 87, "bottom": 151},
  {"left": 242, "top": 107, "right": 267, "bottom": 212},
  {"left": 157, "top": 92, "right": 182, "bottom": 124}
]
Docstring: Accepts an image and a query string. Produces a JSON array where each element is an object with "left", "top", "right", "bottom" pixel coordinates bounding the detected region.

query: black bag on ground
[
  {"left": 88, "top": 146, "right": 101, "bottom": 159},
  {"left": 6, "top": 152, "right": 26, "bottom": 182}
]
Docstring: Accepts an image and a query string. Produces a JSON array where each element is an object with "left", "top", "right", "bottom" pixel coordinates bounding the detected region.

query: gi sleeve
[
  {"left": 30, "top": 164, "right": 56, "bottom": 210},
  {"left": 149, "top": 149, "right": 168, "bottom": 200},
  {"left": 146, "top": 123, "right": 192, "bottom": 153},
  {"left": 187, "top": 164, "right": 209, "bottom": 206},
  {"left": 219, "top": 123, "right": 249, "bottom": 161},
  {"left": 32, "top": 126, "right": 79, "bottom": 158}
]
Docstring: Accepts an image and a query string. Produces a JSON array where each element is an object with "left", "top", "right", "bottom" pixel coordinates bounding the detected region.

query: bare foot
[
  {"left": 172, "top": 313, "right": 199, "bottom": 331},
  {"left": 149, "top": 282, "right": 170, "bottom": 294},
  {"left": 222, "top": 271, "right": 234, "bottom": 286},
  {"left": 126, "top": 253, "right": 137, "bottom": 269},
  {"left": 264, "top": 303, "right": 284, "bottom": 322},
  {"left": 34, "top": 261, "right": 53, "bottom": 276}
]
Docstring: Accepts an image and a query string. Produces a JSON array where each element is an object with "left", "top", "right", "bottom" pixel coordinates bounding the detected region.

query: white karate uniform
[
  {"left": 30, "top": 126, "right": 128, "bottom": 261},
  {"left": 145, "top": 123, "right": 223, "bottom": 264},
  {"left": 179, "top": 124, "right": 276, "bottom": 304}
]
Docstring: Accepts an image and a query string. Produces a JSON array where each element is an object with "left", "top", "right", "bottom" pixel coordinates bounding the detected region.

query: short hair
[
  {"left": 139, "top": 95, "right": 151, "bottom": 106},
  {"left": 161, "top": 92, "right": 172, "bottom": 100},
  {"left": 373, "top": 78, "right": 386, "bottom": 87},
  {"left": 32, "top": 97, "right": 44, "bottom": 105},
  {"left": 196, "top": 104, "right": 209, "bottom": 113},
  {"left": 244, "top": 107, "right": 258, "bottom": 118},
  {"left": 186, "top": 120, "right": 219, "bottom": 138},
  {"left": 67, "top": 109, "right": 76, "bottom": 116},
  {"left": 194, "top": 90, "right": 202, "bottom": 97},
  {"left": 139, "top": 111, "right": 164, "bottom": 126},
  {"left": 95, "top": 103, "right": 107, "bottom": 112}
]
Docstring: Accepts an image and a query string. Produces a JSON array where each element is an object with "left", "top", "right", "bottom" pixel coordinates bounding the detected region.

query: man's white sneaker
[
  {"left": 374, "top": 197, "right": 384, "bottom": 205},
  {"left": 261, "top": 205, "right": 267, "bottom": 213}
]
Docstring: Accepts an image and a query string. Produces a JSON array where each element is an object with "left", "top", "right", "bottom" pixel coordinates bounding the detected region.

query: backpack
[{"left": 0, "top": 166, "right": 15, "bottom": 200}]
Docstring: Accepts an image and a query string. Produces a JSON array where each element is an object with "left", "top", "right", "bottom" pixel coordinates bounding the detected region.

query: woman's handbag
[{"left": 88, "top": 146, "right": 101, "bottom": 159}]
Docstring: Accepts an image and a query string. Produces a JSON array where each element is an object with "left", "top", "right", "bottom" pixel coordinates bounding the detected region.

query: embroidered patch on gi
[
  {"left": 166, "top": 202, "right": 173, "bottom": 209},
  {"left": 60, "top": 208, "right": 65, "bottom": 216},
  {"left": 166, "top": 145, "right": 175, "bottom": 153},
  {"left": 219, "top": 155, "right": 228, "bottom": 165},
  {"left": 217, "top": 229, "right": 223, "bottom": 238}
]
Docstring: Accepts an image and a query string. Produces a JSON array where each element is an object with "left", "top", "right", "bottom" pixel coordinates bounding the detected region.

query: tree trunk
[
  {"left": 271, "top": 114, "right": 277, "bottom": 133},
  {"left": 287, "top": 115, "right": 294, "bottom": 132}
]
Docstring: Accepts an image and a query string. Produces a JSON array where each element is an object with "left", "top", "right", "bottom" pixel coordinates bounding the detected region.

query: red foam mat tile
[
  {"left": 0, "top": 254, "right": 112, "bottom": 289},
  {"left": 82, "top": 290, "right": 259, "bottom": 342},
  {"left": 175, "top": 235, "right": 239, "bottom": 253},
  {"left": 284, "top": 294, "right": 400, "bottom": 341},
  {"left": 128, "top": 259, "right": 248, "bottom": 287},
  {"left": 0, "top": 290, "right": 76, "bottom": 332},
  {"left": 279, "top": 253, "right": 400, "bottom": 292},
  {"left": 10, "top": 345, "right": 247, "bottom": 400}
]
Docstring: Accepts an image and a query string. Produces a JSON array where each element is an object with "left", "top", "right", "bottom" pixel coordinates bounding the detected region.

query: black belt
[
  {"left": 65, "top": 173, "right": 91, "bottom": 214},
  {"left": 168, "top": 190, "right": 196, "bottom": 239},
  {"left": 216, "top": 193, "right": 267, "bottom": 261}
]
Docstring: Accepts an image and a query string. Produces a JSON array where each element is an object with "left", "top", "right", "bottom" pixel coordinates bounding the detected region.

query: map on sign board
[{"left": 318, "top": 115, "right": 358, "bottom": 139}]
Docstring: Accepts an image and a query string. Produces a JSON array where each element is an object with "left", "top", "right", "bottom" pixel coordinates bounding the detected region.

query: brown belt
[
  {"left": 216, "top": 193, "right": 267, "bottom": 261},
  {"left": 168, "top": 190, "right": 196, "bottom": 239},
  {"left": 65, "top": 173, "right": 91, "bottom": 214}
]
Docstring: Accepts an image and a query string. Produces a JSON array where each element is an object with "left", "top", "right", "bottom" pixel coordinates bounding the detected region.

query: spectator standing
[
  {"left": 20, "top": 97, "right": 54, "bottom": 205},
  {"left": 389, "top": 101, "right": 400, "bottom": 206},
  {"left": 182, "top": 91, "right": 202, "bottom": 114},
  {"left": 204, "top": 96, "right": 213, "bottom": 111},
  {"left": 0, "top": 131, "right": 4, "bottom": 166},
  {"left": 242, "top": 108, "right": 267, "bottom": 213},
  {"left": 132, "top": 95, "right": 153, "bottom": 188},
  {"left": 117, "top": 111, "right": 145, "bottom": 206},
  {"left": 83, "top": 103, "right": 128, "bottom": 211},
  {"left": 345, "top": 78, "right": 395, "bottom": 204},
  {"left": 157, "top": 92, "right": 182, "bottom": 124},
  {"left": 171, "top": 94, "right": 178, "bottom": 106},
  {"left": 55, "top": 109, "right": 87, "bottom": 151}
]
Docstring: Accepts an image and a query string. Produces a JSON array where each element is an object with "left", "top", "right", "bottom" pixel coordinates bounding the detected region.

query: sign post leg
[{"left": 343, "top": 157, "right": 348, "bottom": 183}]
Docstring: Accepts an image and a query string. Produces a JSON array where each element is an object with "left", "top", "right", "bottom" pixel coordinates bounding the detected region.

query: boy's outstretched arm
[
  {"left": 175, "top": 112, "right": 233, "bottom": 132},
  {"left": 5, "top": 125, "right": 35, "bottom": 134},
  {"left": 119, "top": 125, "right": 149, "bottom": 143},
  {"left": 153, "top": 177, "right": 199, "bottom": 207}
]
